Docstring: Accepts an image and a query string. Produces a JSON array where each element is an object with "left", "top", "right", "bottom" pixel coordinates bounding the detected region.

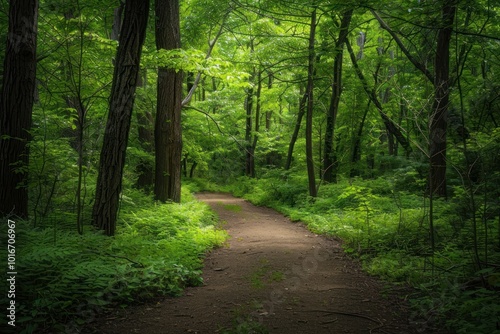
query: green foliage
[
  {"left": 220, "top": 170, "right": 500, "bottom": 333},
  {"left": 223, "top": 203, "right": 242, "bottom": 212},
  {"left": 220, "top": 317, "right": 269, "bottom": 334},
  {"left": 1, "top": 0, "right": 499, "bottom": 333},
  {"left": 0, "top": 188, "right": 227, "bottom": 333},
  {"left": 410, "top": 273, "right": 500, "bottom": 334}
]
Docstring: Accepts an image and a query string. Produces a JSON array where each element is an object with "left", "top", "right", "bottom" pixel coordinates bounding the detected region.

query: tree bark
[
  {"left": 0, "top": 0, "right": 39, "bottom": 219},
  {"left": 136, "top": 109, "right": 155, "bottom": 190},
  {"left": 110, "top": 1, "right": 124, "bottom": 40},
  {"left": 249, "top": 70, "right": 262, "bottom": 177},
  {"left": 154, "top": 0, "right": 183, "bottom": 202},
  {"left": 350, "top": 100, "right": 371, "bottom": 177},
  {"left": 92, "top": 0, "right": 149, "bottom": 236},
  {"left": 265, "top": 71, "right": 274, "bottom": 166},
  {"left": 430, "top": 0, "right": 457, "bottom": 198},
  {"left": 305, "top": 7, "right": 317, "bottom": 198},
  {"left": 189, "top": 161, "right": 197, "bottom": 178},
  {"left": 244, "top": 65, "right": 255, "bottom": 177},
  {"left": 322, "top": 9, "right": 353, "bottom": 183},
  {"left": 285, "top": 90, "right": 307, "bottom": 170}
]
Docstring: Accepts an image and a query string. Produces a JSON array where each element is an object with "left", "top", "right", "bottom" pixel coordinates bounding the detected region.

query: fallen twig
[{"left": 303, "top": 309, "right": 385, "bottom": 333}]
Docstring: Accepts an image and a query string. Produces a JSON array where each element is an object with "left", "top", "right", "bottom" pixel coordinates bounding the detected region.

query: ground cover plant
[{"left": 0, "top": 188, "right": 227, "bottom": 333}]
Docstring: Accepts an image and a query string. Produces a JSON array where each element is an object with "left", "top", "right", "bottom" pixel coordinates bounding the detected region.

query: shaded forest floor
[{"left": 90, "top": 192, "right": 433, "bottom": 334}]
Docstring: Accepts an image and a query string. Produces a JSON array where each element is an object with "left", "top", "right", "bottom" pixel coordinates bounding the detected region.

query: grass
[
  {"left": 222, "top": 203, "right": 242, "bottom": 212},
  {"left": 249, "top": 259, "right": 285, "bottom": 289}
]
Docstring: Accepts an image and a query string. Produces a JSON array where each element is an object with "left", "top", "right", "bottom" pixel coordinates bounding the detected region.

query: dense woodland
[{"left": 1, "top": 0, "right": 499, "bottom": 332}]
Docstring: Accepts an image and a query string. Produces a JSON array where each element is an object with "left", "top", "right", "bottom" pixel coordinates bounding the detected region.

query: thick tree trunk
[
  {"left": 322, "top": 9, "right": 353, "bottom": 183},
  {"left": 154, "top": 0, "right": 183, "bottom": 202},
  {"left": 92, "top": 0, "right": 149, "bottom": 236},
  {"left": 111, "top": 2, "right": 153, "bottom": 192},
  {"left": 305, "top": 7, "right": 317, "bottom": 198},
  {"left": 0, "top": 0, "right": 39, "bottom": 219},
  {"left": 429, "top": 0, "right": 456, "bottom": 198}
]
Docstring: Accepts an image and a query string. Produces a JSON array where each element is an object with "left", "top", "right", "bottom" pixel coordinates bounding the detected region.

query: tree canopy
[{"left": 1, "top": 0, "right": 499, "bottom": 332}]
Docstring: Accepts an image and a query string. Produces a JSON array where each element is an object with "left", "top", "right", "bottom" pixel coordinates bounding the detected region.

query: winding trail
[{"left": 93, "top": 193, "right": 423, "bottom": 333}]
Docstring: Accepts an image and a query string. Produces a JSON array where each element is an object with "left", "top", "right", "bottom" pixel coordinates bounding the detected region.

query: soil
[{"left": 89, "top": 192, "right": 428, "bottom": 334}]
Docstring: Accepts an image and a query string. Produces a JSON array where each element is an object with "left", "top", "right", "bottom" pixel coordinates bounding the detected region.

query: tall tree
[
  {"left": 244, "top": 64, "right": 255, "bottom": 177},
  {"left": 0, "top": 0, "right": 39, "bottom": 219},
  {"left": 154, "top": 0, "right": 183, "bottom": 203},
  {"left": 322, "top": 9, "right": 353, "bottom": 183},
  {"left": 285, "top": 89, "right": 307, "bottom": 170},
  {"left": 92, "top": 0, "right": 149, "bottom": 236},
  {"left": 305, "top": 5, "right": 317, "bottom": 197},
  {"left": 429, "top": 0, "right": 457, "bottom": 198},
  {"left": 372, "top": 1, "right": 457, "bottom": 197}
]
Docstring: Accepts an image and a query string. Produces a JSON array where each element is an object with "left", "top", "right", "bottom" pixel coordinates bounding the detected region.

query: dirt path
[{"left": 92, "top": 193, "right": 424, "bottom": 334}]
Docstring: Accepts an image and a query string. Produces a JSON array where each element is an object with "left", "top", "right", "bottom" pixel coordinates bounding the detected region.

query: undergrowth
[
  {"left": 202, "top": 169, "right": 500, "bottom": 334},
  {"left": 0, "top": 188, "right": 227, "bottom": 333}
]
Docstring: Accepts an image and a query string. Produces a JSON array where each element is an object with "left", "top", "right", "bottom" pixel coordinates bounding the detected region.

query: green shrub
[{"left": 221, "top": 173, "right": 499, "bottom": 333}]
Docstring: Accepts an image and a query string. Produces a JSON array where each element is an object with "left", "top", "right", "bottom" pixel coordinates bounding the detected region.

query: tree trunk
[
  {"left": 265, "top": 71, "right": 273, "bottom": 166},
  {"left": 110, "top": 2, "right": 124, "bottom": 40},
  {"left": 372, "top": 6, "right": 455, "bottom": 197},
  {"left": 305, "top": 7, "right": 317, "bottom": 198},
  {"left": 189, "top": 161, "right": 197, "bottom": 178},
  {"left": 429, "top": 0, "right": 456, "bottom": 198},
  {"left": 285, "top": 90, "right": 307, "bottom": 170},
  {"left": 345, "top": 39, "right": 412, "bottom": 155},
  {"left": 154, "top": 0, "right": 183, "bottom": 202},
  {"left": 245, "top": 67, "right": 255, "bottom": 177},
  {"left": 136, "top": 109, "right": 155, "bottom": 190},
  {"left": 249, "top": 70, "right": 262, "bottom": 177},
  {"left": 112, "top": 3, "right": 154, "bottom": 192},
  {"left": 92, "top": 0, "right": 149, "bottom": 236},
  {"left": 322, "top": 9, "right": 353, "bottom": 183},
  {"left": 350, "top": 100, "right": 371, "bottom": 177},
  {"left": 0, "top": 0, "right": 39, "bottom": 219}
]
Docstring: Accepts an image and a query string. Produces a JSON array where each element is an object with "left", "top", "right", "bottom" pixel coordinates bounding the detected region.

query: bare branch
[
  {"left": 371, "top": 10, "right": 434, "bottom": 83},
  {"left": 181, "top": 9, "right": 231, "bottom": 107}
]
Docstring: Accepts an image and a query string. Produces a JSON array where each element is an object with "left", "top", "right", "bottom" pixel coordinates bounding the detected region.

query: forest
[{"left": 0, "top": 0, "right": 499, "bottom": 333}]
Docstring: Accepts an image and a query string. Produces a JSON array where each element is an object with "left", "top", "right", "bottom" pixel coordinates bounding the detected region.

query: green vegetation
[
  {"left": 0, "top": 189, "right": 227, "bottom": 333},
  {"left": 213, "top": 167, "right": 500, "bottom": 333},
  {"left": 220, "top": 317, "right": 269, "bottom": 334},
  {"left": 249, "top": 259, "right": 285, "bottom": 289},
  {"left": 1, "top": 0, "right": 500, "bottom": 333},
  {"left": 222, "top": 203, "right": 243, "bottom": 212},
  {"left": 219, "top": 301, "right": 270, "bottom": 334}
]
